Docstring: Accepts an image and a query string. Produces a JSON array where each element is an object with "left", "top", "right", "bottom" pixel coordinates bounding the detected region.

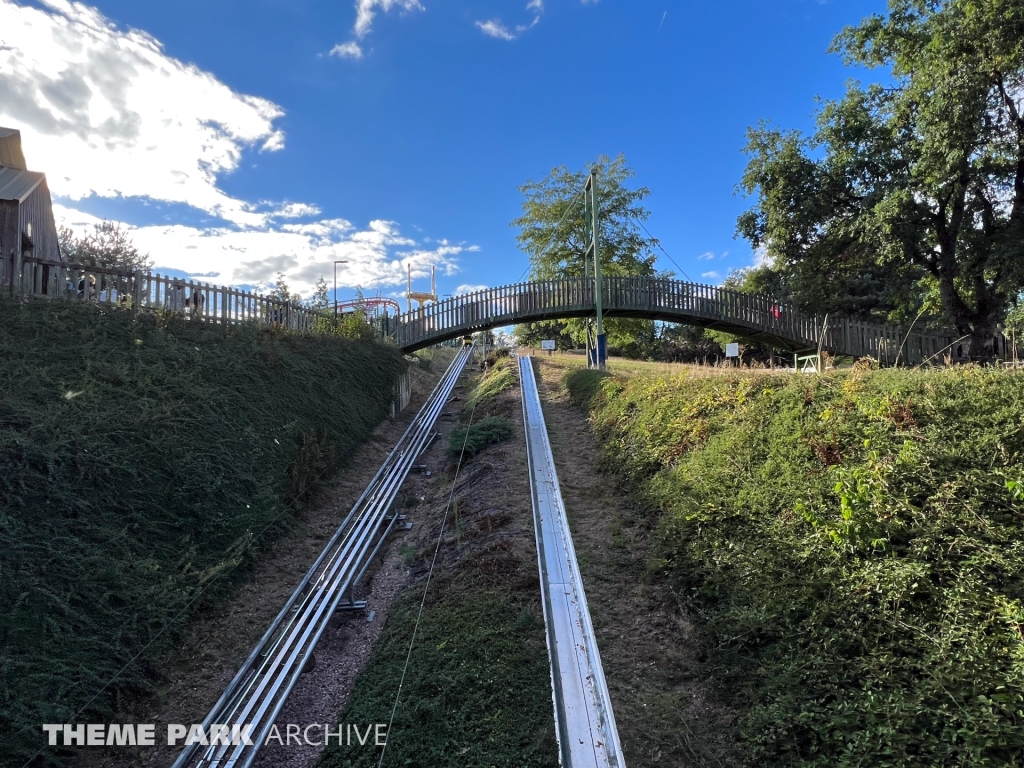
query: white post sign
[
  {"left": 540, "top": 340, "right": 556, "bottom": 351},
  {"left": 725, "top": 342, "right": 740, "bottom": 358}
]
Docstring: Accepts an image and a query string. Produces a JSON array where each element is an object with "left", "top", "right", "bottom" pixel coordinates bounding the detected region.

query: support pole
[{"left": 585, "top": 170, "right": 606, "bottom": 370}]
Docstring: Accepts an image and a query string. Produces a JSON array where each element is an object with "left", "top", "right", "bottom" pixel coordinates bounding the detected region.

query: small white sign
[
  {"left": 725, "top": 342, "right": 740, "bottom": 358},
  {"left": 541, "top": 340, "right": 556, "bottom": 351}
]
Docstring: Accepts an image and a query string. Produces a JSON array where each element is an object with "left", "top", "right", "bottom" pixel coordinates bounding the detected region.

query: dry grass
[{"left": 524, "top": 349, "right": 780, "bottom": 379}]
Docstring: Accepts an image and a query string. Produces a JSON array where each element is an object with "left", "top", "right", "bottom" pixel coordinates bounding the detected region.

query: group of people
[
  {"left": 167, "top": 279, "right": 206, "bottom": 316},
  {"left": 73, "top": 275, "right": 130, "bottom": 307},
  {"left": 68, "top": 273, "right": 209, "bottom": 315}
]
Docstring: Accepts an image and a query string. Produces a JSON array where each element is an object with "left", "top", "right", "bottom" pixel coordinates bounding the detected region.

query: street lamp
[{"left": 333, "top": 260, "right": 348, "bottom": 316}]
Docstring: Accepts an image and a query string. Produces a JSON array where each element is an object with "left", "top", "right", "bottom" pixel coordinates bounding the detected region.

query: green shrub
[
  {"left": 564, "top": 368, "right": 610, "bottom": 408},
  {"left": 448, "top": 416, "right": 513, "bottom": 459},
  {"left": 484, "top": 347, "right": 511, "bottom": 367},
  {"left": 0, "top": 298, "right": 406, "bottom": 767},
  {"left": 467, "top": 360, "right": 516, "bottom": 408},
  {"left": 572, "top": 366, "right": 1024, "bottom": 766}
]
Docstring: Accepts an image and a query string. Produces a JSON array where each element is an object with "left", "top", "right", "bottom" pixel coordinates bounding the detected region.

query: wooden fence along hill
[{"left": 4, "top": 255, "right": 335, "bottom": 332}]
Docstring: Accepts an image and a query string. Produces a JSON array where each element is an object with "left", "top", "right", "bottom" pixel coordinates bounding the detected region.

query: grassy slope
[
  {"left": 567, "top": 366, "right": 1024, "bottom": 767},
  {"left": 0, "top": 299, "right": 405, "bottom": 766}
]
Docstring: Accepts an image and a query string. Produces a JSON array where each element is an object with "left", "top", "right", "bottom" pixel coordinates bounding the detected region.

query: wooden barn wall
[
  {"left": 1, "top": 200, "right": 17, "bottom": 289},
  {"left": 21, "top": 180, "right": 60, "bottom": 262}
]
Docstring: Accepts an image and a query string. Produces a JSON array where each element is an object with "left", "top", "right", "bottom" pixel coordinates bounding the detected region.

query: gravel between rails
[{"left": 251, "top": 417, "right": 455, "bottom": 768}]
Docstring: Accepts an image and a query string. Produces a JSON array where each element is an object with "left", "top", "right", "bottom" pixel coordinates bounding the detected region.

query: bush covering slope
[
  {"left": 567, "top": 366, "right": 1024, "bottom": 766},
  {"left": 0, "top": 299, "right": 406, "bottom": 766}
]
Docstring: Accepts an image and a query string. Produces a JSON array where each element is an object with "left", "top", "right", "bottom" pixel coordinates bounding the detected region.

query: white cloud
[
  {"left": 701, "top": 271, "right": 721, "bottom": 280},
  {"left": 0, "top": 0, "right": 291, "bottom": 228},
  {"left": 354, "top": 0, "right": 423, "bottom": 39},
  {"left": 0, "top": 1, "right": 477, "bottom": 298},
  {"left": 268, "top": 202, "right": 323, "bottom": 219},
  {"left": 330, "top": 0, "right": 423, "bottom": 59},
  {"left": 475, "top": 0, "right": 545, "bottom": 41},
  {"left": 476, "top": 19, "right": 516, "bottom": 41},
  {"left": 454, "top": 284, "right": 488, "bottom": 295},
  {"left": 55, "top": 204, "right": 472, "bottom": 296},
  {"left": 753, "top": 245, "right": 771, "bottom": 268},
  {"left": 697, "top": 251, "right": 715, "bottom": 261},
  {"left": 475, "top": 15, "right": 541, "bottom": 40},
  {"left": 330, "top": 41, "right": 363, "bottom": 59}
]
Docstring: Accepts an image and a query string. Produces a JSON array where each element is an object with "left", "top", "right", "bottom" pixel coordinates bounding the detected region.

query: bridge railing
[
  {"left": 601, "top": 276, "right": 966, "bottom": 362},
  {"left": 394, "top": 276, "right": 993, "bottom": 364}
]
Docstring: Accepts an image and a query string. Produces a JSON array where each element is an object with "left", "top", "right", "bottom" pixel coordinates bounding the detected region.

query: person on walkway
[
  {"left": 77, "top": 275, "right": 96, "bottom": 300},
  {"left": 189, "top": 286, "right": 206, "bottom": 317},
  {"left": 168, "top": 279, "right": 186, "bottom": 314}
]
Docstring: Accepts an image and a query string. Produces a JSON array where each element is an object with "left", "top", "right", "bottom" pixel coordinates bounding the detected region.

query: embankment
[
  {"left": 0, "top": 299, "right": 406, "bottom": 766},
  {"left": 567, "top": 365, "right": 1024, "bottom": 766}
]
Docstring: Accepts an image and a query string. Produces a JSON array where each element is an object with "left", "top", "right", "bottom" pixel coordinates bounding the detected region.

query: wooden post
[{"left": 133, "top": 269, "right": 142, "bottom": 313}]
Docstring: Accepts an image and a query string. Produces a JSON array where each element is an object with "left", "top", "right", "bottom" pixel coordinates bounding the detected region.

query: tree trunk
[
  {"left": 936, "top": 269, "right": 1003, "bottom": 363},
  {"left": 967, "top": 320, "right": 999, "bottom": 362}
]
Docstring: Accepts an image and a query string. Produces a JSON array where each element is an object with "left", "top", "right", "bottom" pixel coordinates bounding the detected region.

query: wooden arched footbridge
[{"left": 395, "top": 276, "right": 962, "bottom": 364}]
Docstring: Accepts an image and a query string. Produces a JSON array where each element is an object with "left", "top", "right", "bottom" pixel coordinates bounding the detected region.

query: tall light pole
[
  {"left": 584, "top": 169, "right": 605, "bottom": 369},
  {"left": 333, "top": 260, "right": 348, "bottom": 316}
]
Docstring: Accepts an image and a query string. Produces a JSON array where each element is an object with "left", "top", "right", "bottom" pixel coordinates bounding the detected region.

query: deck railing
[{"left": 393, "top": 276, "right": 1004, "bottom": 364}]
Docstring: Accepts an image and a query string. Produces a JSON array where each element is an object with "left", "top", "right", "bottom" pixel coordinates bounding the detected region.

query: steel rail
[
  {"left": 186, "top": 346, "right": 471, "bottom": 768},
  {"left": 172, "top": 345, "right": 474, "bottom": 768},
  {"left": 518, "top": 355, "right": 625, "bottom": 768}
]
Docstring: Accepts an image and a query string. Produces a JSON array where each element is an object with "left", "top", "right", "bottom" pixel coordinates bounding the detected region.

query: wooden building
[{"left": 1, "top": 127, "right": 62, "bottom": 294}]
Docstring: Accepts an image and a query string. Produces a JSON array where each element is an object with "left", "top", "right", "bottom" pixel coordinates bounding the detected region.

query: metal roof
[
  {"left": 0, "top": 165, "right": 45, "bottom": 203},
  {"left": 0, "top": 127, "right": 28, "bottom": 169}
]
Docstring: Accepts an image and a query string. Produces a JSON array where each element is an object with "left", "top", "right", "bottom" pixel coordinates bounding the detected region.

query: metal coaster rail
[
  {"left": 171, "top": 345, "right": 474, "bottom": 768},
  {"left": 519, "top": 354, "right": 625, "bottom": 768}
]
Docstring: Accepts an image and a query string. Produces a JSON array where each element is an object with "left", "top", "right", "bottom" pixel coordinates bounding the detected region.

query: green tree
[
  {"left": 269, "top": 271, "right": 300, "bottom": 304},
  {"left": 310, "top": 276, "right": 330, "bottom": 310},
  {"left": 512, "top": 154, "right": 664, "bottom": 348},
  {"left": 737, "top": 0, "right": 1024, "bottom": 359},
  {"left": 721, "top": 263, "right": 786, "bottom": 299},
  {"left": 1007, "top": 298, "right": 1024, "bottom": 356},
  {"left": 512, "top": 320, "right": 576, "bottom": 350},
  {"left": 59, "top": 221, "right": 152, "bottom": 272},
  {"left": 336, "top": 311, "right": 376, "bottom": 340}
]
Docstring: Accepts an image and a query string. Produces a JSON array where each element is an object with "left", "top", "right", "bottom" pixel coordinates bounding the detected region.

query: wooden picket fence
[{"left": 4, "top": 255, "right": 339, "bottom": 333}]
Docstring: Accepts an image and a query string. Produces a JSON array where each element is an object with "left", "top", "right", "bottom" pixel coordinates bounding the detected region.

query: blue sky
[{"left": 0, "top": 0, "right": 888, "bottom": 304}]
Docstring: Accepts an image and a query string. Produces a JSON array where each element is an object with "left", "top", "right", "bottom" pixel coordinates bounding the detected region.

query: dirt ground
[
  {"left": 74, "top": 352, "right": 464, "bottom": 768},
  {"left": 531, "top": 355, "right": 745, "bottom": 768}
]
